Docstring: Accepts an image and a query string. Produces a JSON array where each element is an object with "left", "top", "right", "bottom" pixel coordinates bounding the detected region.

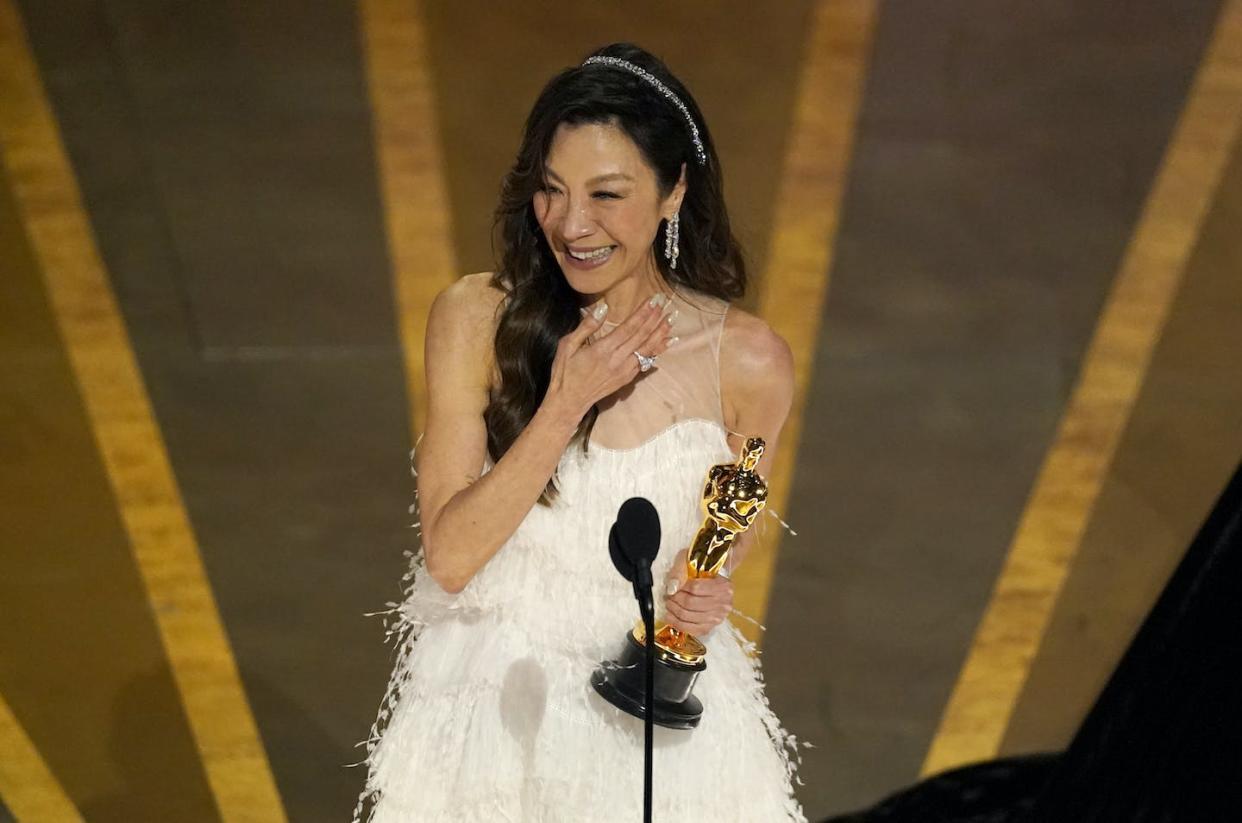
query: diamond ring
[{"left": 633, "top": 351, "right": 657, "bottom": 372}]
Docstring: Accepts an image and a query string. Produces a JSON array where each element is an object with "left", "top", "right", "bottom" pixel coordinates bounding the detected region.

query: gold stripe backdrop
[
  {"left": 0, "top": 2, "right": 287, "bottom": 819},
  {"left": 922, "top": 0, "right": 1242, "bottom": 775},
  {"left": 736, "top": 0, "right": 880, "bottom": 644},
  {"left": 359, "top": 0, "right": 460, "bottom": 446},
  {"left": 0, "top": 693, "right": 83, "bottom": 823}
]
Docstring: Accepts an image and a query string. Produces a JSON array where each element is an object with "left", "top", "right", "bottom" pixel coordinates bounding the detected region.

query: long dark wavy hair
[{"left": 486, "top": 42, "right": 748, "bottom": 504}]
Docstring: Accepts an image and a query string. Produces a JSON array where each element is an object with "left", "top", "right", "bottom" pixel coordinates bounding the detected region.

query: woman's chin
[{"left": 560, "top": 269, "right": 621, "bottom": 296}]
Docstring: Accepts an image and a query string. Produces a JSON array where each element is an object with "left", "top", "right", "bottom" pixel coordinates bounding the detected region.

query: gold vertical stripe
[
  {"left": 734, "top": 0, "right": 880, "bottom": 644},
  {"left": 922, "top": 0, "right": 1242, "bottom": 775},
  {"left": 0, "top": 3, "right": 286, "bottom": 820},
  {"left": 0, "top": 692, "right": 83, "bottom": 823},
  {"left": 358, "top": 0, "right": 459, "bottom": 442}
]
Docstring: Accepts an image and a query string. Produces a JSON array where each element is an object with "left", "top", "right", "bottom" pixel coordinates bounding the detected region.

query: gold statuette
[
  {"left": 643, "top": 436, "right": 768, "bottom": 664},
  {"left": 591, "top": 436, "right": 768, "bottom": 729}
]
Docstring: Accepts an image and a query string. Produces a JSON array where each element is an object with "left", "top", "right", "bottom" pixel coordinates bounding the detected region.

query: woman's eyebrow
[{"left": 544, "top": 169, "right": 635, "bottom": 185}]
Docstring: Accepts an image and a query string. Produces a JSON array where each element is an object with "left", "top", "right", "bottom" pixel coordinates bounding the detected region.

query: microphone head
[
  {"left": 608, "top": 523, "right": 632, "bottom": 582},
  {"left": 609, "top": 497, "right": 661, "bottom": 582}
]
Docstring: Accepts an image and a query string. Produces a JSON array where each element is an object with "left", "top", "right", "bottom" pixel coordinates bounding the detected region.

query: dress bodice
[
  {"left": 581, "top": 286, "right": 731, "bottom": 451},
  {"left": 402, "top": 287, "right": 741, "bottom": 631}
]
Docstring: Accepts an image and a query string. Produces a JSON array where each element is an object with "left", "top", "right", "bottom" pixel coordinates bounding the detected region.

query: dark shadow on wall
[
  {"left": 243, "top": 674, "right": 362, "bottom": 823},
  {"left": 83, "top": 665, "right": 357, "bottom": 822},
  {"left": 81, "top": 666, "right": 219, "bottom": 822},
  {"left": 824, "top": 456, "right": 1242, "bottom": 823}
]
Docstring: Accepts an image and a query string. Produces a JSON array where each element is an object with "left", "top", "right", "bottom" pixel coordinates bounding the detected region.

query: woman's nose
[{"left": 559, "top": 196, "right": 595, "bottom": 239}]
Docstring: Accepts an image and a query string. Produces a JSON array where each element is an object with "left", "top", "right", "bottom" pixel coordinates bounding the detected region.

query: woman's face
[{"left": 533, "top": 120, "right": 684, "bottom": 298}]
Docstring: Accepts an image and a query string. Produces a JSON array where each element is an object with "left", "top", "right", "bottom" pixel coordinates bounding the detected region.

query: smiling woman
[
  {"left": 483, "top": 44, "right": 748, "bottom": 511},
  {"left": 352, "top": 42, "right": 804, "bottom": 823},
  {"left": 538, "top": 136, "right": 668, "bottom": 288}
]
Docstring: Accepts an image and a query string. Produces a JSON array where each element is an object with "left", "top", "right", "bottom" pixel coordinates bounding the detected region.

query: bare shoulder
[
  {"left": 720, "top": 305, "right": 795, "bottom": 388},
  {"left": 432, "top": 271, "right": 507, "bottom": 331},
  {"left": 426, "top": 272, "right": 507, "bottom": 391},
  {"left": 719, "top": 305, "right": 795, "bottom": 429}
]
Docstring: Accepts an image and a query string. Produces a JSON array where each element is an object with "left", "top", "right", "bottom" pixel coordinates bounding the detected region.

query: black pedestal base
[{"left": 591, "top": 628, "right": 705, "bottom": 730}]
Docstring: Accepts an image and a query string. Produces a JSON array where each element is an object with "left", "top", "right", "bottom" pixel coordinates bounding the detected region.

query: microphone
[
  {"left": 607, "top": 496, "right": 661, "bottom": 823},
  {"left": 609, "top": 497, "right": 661, "bottom": 613}
]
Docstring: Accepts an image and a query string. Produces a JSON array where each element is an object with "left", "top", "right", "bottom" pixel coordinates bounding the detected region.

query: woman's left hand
[{"left": 663, "top": 551, "right": 734, "bottom": 636}]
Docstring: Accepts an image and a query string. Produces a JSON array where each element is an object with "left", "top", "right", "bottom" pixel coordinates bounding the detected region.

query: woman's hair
[{"left": 485, "top": 42, "right": 748, "bottom": 504}]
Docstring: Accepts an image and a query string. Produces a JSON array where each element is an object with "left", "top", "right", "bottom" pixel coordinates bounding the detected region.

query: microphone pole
[
  {"left": 604, "top": 497, "right": 661, "bottom": 823},
  {"left": 632, "top": 560, "right": 655, "bottom": 823}
]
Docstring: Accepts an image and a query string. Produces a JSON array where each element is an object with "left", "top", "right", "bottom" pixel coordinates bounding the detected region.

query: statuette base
[{"left": 590, "top": 629, "right": 705, "bottom": 730}]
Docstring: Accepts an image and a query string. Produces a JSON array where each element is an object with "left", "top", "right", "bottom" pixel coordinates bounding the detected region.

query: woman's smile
[{"left": 563, "top": 244, "right": 618, "bottom": 269}]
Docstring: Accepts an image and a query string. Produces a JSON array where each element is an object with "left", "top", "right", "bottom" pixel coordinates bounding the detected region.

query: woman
[{"left": 353, "top": 42, "right": 805, "bottom": 822}]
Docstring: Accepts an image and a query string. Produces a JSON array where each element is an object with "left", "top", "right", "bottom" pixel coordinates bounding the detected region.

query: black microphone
[
  {"left": 607, "top": 496, "right": 661, "bottom": 823},
  {"left": 609, "top": 497, "right": 661, "bottom": 612}
]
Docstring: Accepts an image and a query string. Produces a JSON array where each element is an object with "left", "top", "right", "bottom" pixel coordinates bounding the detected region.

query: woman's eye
[{"left": 538, "top": 187, "right": 619, "bottom": 199}]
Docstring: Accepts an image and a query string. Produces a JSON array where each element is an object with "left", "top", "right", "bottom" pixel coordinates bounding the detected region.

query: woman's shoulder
[
  {"left": 719, "top": 304, "right": 795, "bottom": 426},
  {"left": 433, "top": 271, "right": 507, "bottom": 329},
  {"left": 720, "top": 304, "right": 793, "bottom": 374},
  {"left": 426, "top": 272, "right": 506, "bottom": 385}
]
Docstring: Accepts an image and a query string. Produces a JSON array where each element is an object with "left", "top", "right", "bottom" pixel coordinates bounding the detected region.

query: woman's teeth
[{"left": 568, "top": 246, "right": 615, "bottom": 261}]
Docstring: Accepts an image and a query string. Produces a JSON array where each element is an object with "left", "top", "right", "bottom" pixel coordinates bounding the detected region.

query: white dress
[{"left": 352, "top": 287, "right": 806, "bottom": 822}]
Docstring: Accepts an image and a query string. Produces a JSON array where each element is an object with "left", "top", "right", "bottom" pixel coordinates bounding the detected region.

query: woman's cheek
[{"left": 532, "top": 193, "right": 551, "bottom": 224}]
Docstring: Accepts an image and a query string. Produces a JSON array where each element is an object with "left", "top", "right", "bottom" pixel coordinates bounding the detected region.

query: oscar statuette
[{"left": 591, "top": 436, "right": 769, "bottom": 729}]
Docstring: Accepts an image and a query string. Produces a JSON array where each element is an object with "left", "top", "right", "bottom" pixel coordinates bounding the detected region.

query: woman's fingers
[
  {"left": 665, "top": 576, "right": 733, "bottom": 634},
  {"left": 668, "top": 596, "right": 730, "bottom": 620},
  {"left": 557, "top": 294, "right": 677, "bottom": 409},
  {"left": 599, "top": 294, "right": 670, "bottom": 354},
  {"left": 665, "top": 598, "right": 730, "bottom": 635},
  {"left": 676, "top": 576, "right": 734, "bottom": 604},
  {"left": 563, "top": 302, "right": 610, "bottom": 350},
  {"left": 610, "top": 307, "right": 675, "bottom": 384},
  {"left": 635, "top": 307, "right": 677, "bottom": 358}
]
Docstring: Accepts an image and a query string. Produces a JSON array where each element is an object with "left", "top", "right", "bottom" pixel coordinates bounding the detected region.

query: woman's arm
[
  {"left": 719, "top": 313, "right": 795, "bottom": 573},
  {"left": 663, "top": 310, "right": 794, "bottom": 633},
  {"left": 418, "top": 274, "right": 676, "bottom": 593}
]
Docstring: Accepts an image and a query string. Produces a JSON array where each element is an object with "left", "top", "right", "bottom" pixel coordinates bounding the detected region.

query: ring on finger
[{"left": 633, "top": 351, "right": 657, "bottom": 372}]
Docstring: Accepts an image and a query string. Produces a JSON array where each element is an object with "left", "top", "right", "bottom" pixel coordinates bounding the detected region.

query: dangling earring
[{"left": 663, "top": 212, "right": 680, "bottom": 270}]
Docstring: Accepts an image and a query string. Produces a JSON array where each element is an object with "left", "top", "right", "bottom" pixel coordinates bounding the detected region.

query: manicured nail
[
  {"left": 579, "top": 306, "right": 588, "bottom": 316},
  {"left": 592, "top": 302, "right": 609, "bottom": 320},
  {"left": 665, "top": 309, "right": 679, "bottom": 326},
  {"left": 667, "top": 336, "right": 680, "bottom": 347},
  {"left": 648, "top": 293, "right": 668, "bottom": 308}
]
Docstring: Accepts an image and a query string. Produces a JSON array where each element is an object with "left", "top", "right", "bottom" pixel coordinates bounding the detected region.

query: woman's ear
[{"left": 665, "top": 162, "right": 688, "bottom": 218}]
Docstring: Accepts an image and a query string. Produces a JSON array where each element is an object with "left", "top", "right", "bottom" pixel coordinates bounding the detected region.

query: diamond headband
[{"left": 580, "top": 55, "right": 708, "bottom": 167}]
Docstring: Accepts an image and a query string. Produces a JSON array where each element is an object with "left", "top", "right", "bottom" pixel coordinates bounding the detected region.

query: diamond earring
[{"left": 663, "top": 212, "right": 680, "bottom": 270}]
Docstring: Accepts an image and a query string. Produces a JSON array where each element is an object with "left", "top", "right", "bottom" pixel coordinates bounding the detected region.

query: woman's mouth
[{"left": 563, "top": 245, "right": 616, "bottom": 270}]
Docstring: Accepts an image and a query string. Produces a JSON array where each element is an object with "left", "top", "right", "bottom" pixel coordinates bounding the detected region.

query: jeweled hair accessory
[{"left": 581, "top": 55, "right": 708, "bottom": 167}]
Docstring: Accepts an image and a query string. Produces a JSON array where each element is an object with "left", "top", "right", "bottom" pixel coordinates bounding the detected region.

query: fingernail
[
  {"left": 593, "top": 302, "right": 609, "bottom": 320},
  {"left": 579, "top": 307, "right": 589, "bottom": 316},
  {"left": 648, "top": 293, "right": 668, "bottom": 308},
  {"left": 665, "top": 309, "right": 679, "bottom": 326},
  {"left": 665, "top": 579, "right": 680, "bottom": 596},
  {"left": 667, "top": 336, "right": 680, "bottom": 347}
]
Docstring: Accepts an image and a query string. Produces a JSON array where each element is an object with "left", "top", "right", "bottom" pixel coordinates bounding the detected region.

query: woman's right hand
[{"left": 545, "top": 294, "right": 678, "bottom": 419}]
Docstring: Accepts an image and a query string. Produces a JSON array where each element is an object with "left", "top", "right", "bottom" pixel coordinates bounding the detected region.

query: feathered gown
[{"left": 352, "top": 287, "right": 806, "bottom": 822}]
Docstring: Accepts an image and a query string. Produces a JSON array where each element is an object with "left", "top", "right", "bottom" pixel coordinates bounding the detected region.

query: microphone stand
[{"left": 633, "top": 567, "right": 655, "bottom": 823}]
